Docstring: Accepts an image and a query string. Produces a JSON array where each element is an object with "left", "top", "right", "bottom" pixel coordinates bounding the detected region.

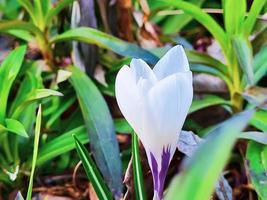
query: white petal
[
  {"left": 142, "top": 72, "right": 193, "bottom": 161},
  {"left": 130, "top": 58, "right": 157, "bottom": 83},
  {"left": 153, "top": 45, "right": 190, "bottom": 80},
  {"left": 115, "top": 65, "right": 143, "bottom": 134}
]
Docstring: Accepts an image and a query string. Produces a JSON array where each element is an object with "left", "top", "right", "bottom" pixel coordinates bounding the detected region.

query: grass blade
[
  {"left": 73, "top": 134, "right": 113, "bottom": 200},
  {"left": 26, "top": 105, "right": 42, "bottom": 200},
  {"left": 160, "top": 0, "right": 228, "bottom": 55},
  {"left": 132, "top": 132, "right": 147, "bottom": 200},
  {"left": 244, "top": 0, "right": 266, "bottom": 36}
]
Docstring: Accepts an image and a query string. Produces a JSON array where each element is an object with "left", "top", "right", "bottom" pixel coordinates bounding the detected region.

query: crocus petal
[
  {"left": 115, "top": 65, "right": 143, "bottom": 135},
  {"left": 130, "top": 58, "right": 157, "bottom": 83},
  {"left": 153, "top": 45, "right": 190, "bottom": 80}
]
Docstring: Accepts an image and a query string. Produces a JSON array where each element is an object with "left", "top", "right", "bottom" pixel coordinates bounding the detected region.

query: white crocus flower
[{"left": 115, "top": 45, "right": 193, "bottom": 200}]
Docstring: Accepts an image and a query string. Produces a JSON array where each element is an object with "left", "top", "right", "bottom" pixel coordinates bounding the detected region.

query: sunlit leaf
[{"left": 165, "top": 110, "right": 254, "bottom": 200}]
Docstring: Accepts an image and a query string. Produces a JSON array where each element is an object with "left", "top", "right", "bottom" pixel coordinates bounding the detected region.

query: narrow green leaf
[
  {"left": 0, "top": 20, "right": 43, "bottom": 39},
  {"left": 190, "top": 64, "right": 233, "bottom": 90},
  {"left": 69, "top": 66, "right": 122, "bottom": 196},
  {"left": 0, "top": 45, "right": 27, "bottom": 123},
  {"left": 17, "top": 0, "right": 37, "bottom": 25},
  {"left": 224, "top": 0, "right": 246, "bottom": 35},
  {"left": 45, "top": 0, "right": 74, "bottom": 25},
  {"left": 73, "top": 135, "right": 113, "bottom": 200},
  {"left": 3, "top": 30, "right": 34, "bottom": 42},
  {"left": 165, "top": 110, "right": 254, "bottom": 200},
  {"left": 254, "top": 45, "right": 267, "bottom": 84},
  {"left": 186, "top": 50, "right": 229, "bottom": 75},
  {"left": 1, "top": 118, "right": 28, "bottom": 138},
  {"left": 250, "top": 110, "right": 267, "bottom": 132},
  {"left": 189, "top": 95, "right": 231, "bottom": 114},
  {"left": 162, "top": 0, "right": 205, "bottom": 34},
  {"left": 51, "top": 27, "right": 159, "bottom": 65},
  {"left": 26, "top": 105, "right": 42, "bottom": 200},
  {"left": 233, "top": 36, "right": 254, "bottom": 85},
  {"left": 132, "top": 133, "right": 147, "bottom": 200},
  {"left": 246, "top": 141, "right": 267, "bottom": 199},
  {"left": 12, "top": 89, "right": 63, "bottom": 119},
  {"left": 37, "top": 126, "right": 87, "bottom": 165},
  {"left": 114, "top": 119, "right": 133, "bottom": 134},
  {"left": 160, "top": 0, "right": 228, "bottom": 54},
  {"left": 244, "top": 0, "right": 267, "bottom": 36}
]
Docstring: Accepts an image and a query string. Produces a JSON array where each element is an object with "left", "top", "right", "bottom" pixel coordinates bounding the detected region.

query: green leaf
[
  {"left": 132, "top": 133, "right": 147, "bottom": 200},
  {"left": 37, "top": 126, "right": 87, "bottom": 165},
  {"left": 69, "top": 66, "right": 122, "bottom": 196},
  {"left": 26, "top": 105, "right": 42, "bottom": 200},
  {"left": 250, "top": 110, "right": 267, "bottom": 132},
  {"left": 114, "top": 119, "right": 133, "bottom": 134},
  {"left": 51, "top": 27, "right": 159, "bottom": 65},
  {"left": 3, "top": 30, "right": 34, "bottom": 42},
  {"left": 254, "top": 45, "right": 267, "bottom": 84},
  {"left": 223, "top": 0, "right": 246, "bottom": 35},
  {"left": 189, "top": 95, "right": 231, "bottom": 114},
  {"left": 0, "top": 20, "right": 43, "bottom": 39},
  {"left": 232, "top": 36, "right": 254, "bottom": 85},
  {"left": 244, "top": 0, "right": 267, "bottom": 36},
  {"left": 239, "top": 131, "right": 267, "bottom": 144},
  {"left": 160, "top": 0, "right": 228, "bottom": 54},
  {"left": 165, "top": 109, "right": 254, "bottom": 200},
  {"left": 73, "top": 135, "right": 113, "bottom": 200},
  {"left": 0, "top": 118, "right": 28, "bottom": 138},
  {"left": 246, "top": 141, "right": 267, "bottom": 199},
  {"left": 12, "top": 89, "right": 63, "bottom": 119},
  {"left": 162, "top": 0, "right": 205, "bottom": 34},
  {"left": 17, "top": 0, "right": 37, "bottom": 25},
  {"left": 190, "top": 64, "right": 233, "bottom": 90},
  {"left": 45, "top": 0, "right": 74, "bottom": 25},
  {"left": 186, "top": 50, "right": 229, "bottom": 75},
  {"left": 0, "top": 45, "right": 27, "bottom": 123}
]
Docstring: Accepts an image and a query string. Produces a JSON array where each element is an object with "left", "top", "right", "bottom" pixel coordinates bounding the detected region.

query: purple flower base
[{"left": 150, "top": 145, "right": 171, "bottom": 200}]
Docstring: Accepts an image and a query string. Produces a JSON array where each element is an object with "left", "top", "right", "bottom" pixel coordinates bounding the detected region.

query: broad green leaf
[
  {"left": 160, "top": 0, "right": 228, "bottom": 54},
  {"left": 0, "top": 45, "right": 27, "bottom": 123},
  {"left": 69, "top": 66, "right": 122, "bottom": 196},
  {"left": 73, "top": 135, "right": 113, "bottom": 200},
  {"left": 0, "top": 118, "right": 28, "bottom": 138},
  {"left": 132, "top": 133, "right": 147, "bottom": 200},
  {"left": 232, "top": 36, "right": 254, "bottom": 85},
  {"left": 26, "top": 105, "right": 42, "bottom": 200},
  {"left": 165, "top": 110, "right": 254, "bottom": 200},
  {"left": 45, "top": 0, "right": 74, "bottom": 25},
  {"left": 51, "top": 27, "right": 159, "bottom": 65},
  {"left": 244, "top": 0, "right": 267, "bottom": 36},
  {"left": 250, "top": 110, "right": 267, "bottom": 132},
  {"left": 223, "top": 0, "right": 246, "bottom": 35},
  {"left": 37, "top": 126, "right": 87, "bottom": 165},
  {"left": 189, "top": 95, "right": 231, "bottom": 114},
  {"left": 246, "top": 141, "right": 267, "bottom": 199}
]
